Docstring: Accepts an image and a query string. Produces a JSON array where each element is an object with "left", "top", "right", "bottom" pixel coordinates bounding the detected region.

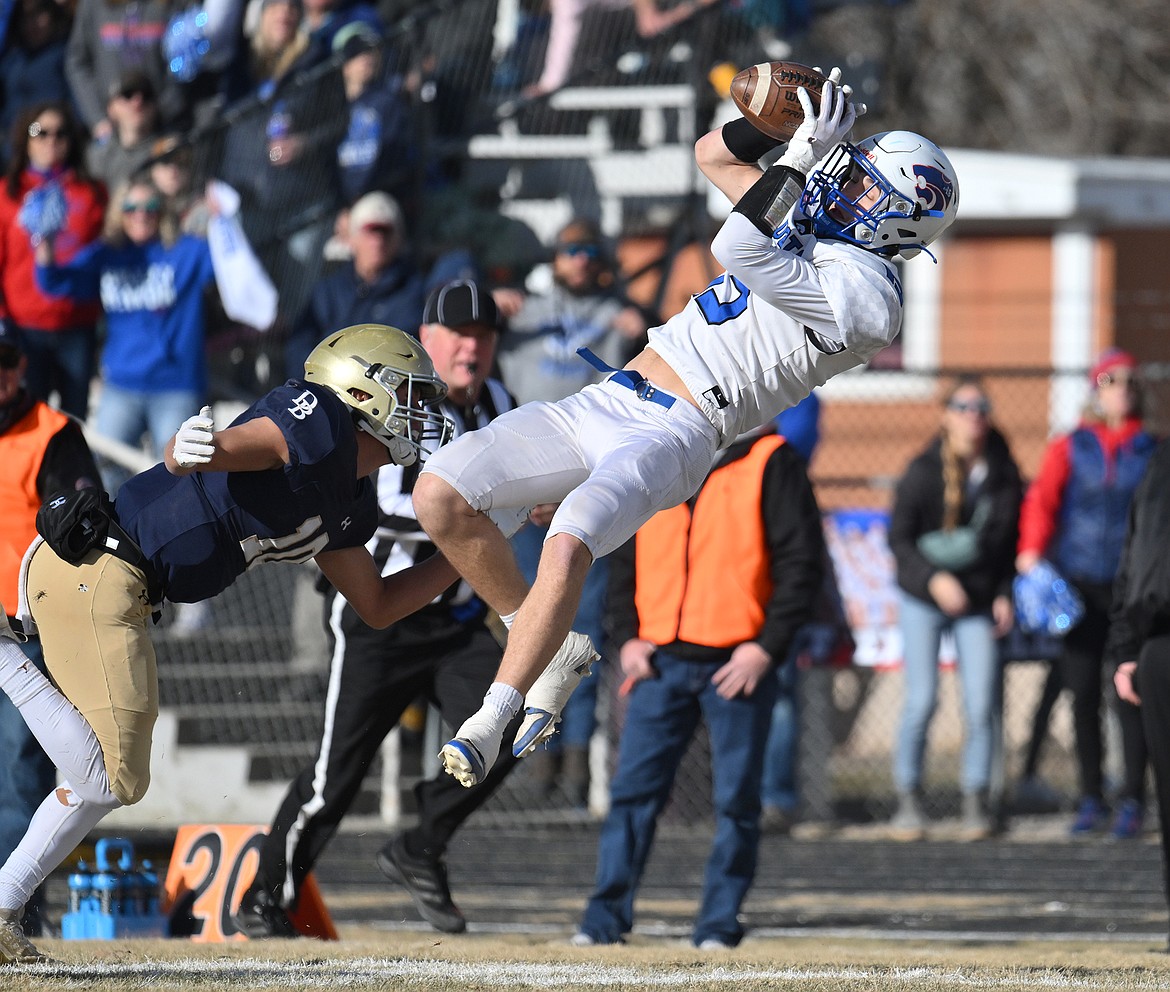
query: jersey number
[
  {"left": 694, "top": 275, "right": 750, "bottom": 325},
  {"left": 240, "top": 516, "right": 330, "bottom": 568}
]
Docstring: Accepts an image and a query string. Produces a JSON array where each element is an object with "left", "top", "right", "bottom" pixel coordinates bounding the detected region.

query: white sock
[
  {"left": 498, "top": 610, "right": 518, "bottom": 631},
  {"left": 0, "top": 781, "right": 119, "bottom": 911},
  {"left": 0, "top": 640, "right": 116, "bottom": 801},
  {"left": 484, "top": 682, "right": 523, "bottom": 720}
]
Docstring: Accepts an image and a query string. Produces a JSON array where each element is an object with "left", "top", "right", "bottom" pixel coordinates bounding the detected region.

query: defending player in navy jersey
[
  {"left": 413, "top": 67, "right": 961, "bottom": 790},
  {"left": 0, "top": 324, "right": 460, "bottom": 964}
]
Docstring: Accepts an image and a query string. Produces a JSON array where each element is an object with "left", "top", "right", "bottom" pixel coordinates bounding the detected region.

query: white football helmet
[
  {"left": 802, "top": 130, "right": 959, "bottom": 260},
  {"left": 303, "top": 323, "right": 452, "bottom": 466}
]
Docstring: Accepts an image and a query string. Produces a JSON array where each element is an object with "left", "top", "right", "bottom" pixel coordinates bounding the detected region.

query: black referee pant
[{"left": 252, "top": 594, "right": 519, "bottom": 910}]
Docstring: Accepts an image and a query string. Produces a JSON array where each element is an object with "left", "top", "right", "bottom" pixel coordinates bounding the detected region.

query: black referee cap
[{"left": 422, "top": 280, "right": 501, "bottom": 332}]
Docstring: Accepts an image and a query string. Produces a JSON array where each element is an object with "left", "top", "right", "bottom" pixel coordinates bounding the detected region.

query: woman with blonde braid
[{"left": 887, "top": 378, "right": 1023, "bottom": 840}]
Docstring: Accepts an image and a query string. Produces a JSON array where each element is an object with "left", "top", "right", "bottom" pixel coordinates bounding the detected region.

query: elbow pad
[{"left": 732, "top": 163, "right": 806, "bottom": 237}]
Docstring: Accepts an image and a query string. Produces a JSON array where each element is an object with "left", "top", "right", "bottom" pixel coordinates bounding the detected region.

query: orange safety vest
[
  {"left": 634, "top": 435, "right": 784, "bottom": 649},
  {"left": 0, "top": 402, "right": 69, "bottom": 614}
]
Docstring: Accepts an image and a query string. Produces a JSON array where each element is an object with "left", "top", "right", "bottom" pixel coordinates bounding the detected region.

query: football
[{"left": 729, "top": 61, "right": 829, "bottom": 141}]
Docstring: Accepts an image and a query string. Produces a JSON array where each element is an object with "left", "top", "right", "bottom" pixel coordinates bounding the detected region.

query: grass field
[{"left": 7, "top": 928, "right": 1170, "bottom": 992}]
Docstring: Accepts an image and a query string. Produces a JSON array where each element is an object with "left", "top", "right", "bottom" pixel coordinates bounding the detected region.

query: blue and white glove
[
  {"left": 1013, "top": 560, "right": 1085, "bottom": 636},
  {"left": 18, "top": 182, "right": 68, "bottom": 246},
  {"left": 779, "top": 66, "right": 860, "bottom": 174},
  {"left": 173, "top": 406, "right": 215, "bottom": 468}
]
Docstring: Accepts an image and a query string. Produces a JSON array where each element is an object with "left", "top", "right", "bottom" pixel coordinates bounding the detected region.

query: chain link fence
[{"left": 129, "top": 0, "right": 1170, "bottom": 830}]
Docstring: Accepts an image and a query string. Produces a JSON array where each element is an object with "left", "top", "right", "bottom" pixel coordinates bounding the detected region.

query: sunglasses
[
  {"left": 118, "top": 87, "right": 154, "bottom": 101},
  {"left": 122, "top": 199, "right": 161, "bottom": 214},
  {"left": 558, "top": 242, "right": 600, "bottom": 259},
  {"left": 27, "top": 122, "right": 68, "bottom": 140},
  {"left": 947, "top": 398, "right": 991, "bottom": 416},
  {"left": 0, "top": 348, "right": 22, "bottom": 369},
  {"left": 1097, "top": 371, "right": 1135, "bottom": 388}
]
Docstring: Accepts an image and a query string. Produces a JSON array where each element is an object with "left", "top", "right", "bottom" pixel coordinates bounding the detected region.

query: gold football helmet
[{"left": 304, "top": 323, "right": 452, "bottom": 466}]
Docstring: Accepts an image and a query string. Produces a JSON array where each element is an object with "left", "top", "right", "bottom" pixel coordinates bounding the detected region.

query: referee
[{"left": 235, "top": 280, "right": 520, "bottom": 936}]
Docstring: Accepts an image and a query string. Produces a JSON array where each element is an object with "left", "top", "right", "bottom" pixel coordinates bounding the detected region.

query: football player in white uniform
[{"left": 414, "top": 68, "right": 960, "bottom": 789}]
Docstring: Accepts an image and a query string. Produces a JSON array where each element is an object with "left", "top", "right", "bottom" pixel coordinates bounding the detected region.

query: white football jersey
[{"left": 646, "top": 210, "right": 903, "bottom": 447}]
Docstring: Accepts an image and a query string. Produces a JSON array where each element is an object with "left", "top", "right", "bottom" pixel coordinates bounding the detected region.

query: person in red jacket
[
  {"left": 1016, "top": 348, "right": 1156, "bottom": 838},
  {"left": 0, "top": 101, "right": 107, "bottom": 419}
]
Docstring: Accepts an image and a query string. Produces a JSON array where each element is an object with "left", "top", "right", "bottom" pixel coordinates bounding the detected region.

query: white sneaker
[
  {"left": 440, "top": 707, "right": 505, "bottom": 788},
  {"left": 512, "top": 632, "right": 599, "bottom": 758},
  {"left": 0, "top": 908, "right": 48, "bottom": 964}
]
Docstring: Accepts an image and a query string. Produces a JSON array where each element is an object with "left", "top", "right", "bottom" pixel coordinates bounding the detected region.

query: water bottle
[
  {"left": 93, "top": 866, "right": 118, "bottom": 915},
  {"left": 68, "top": 860, "right": 91, "bottom": 914}
]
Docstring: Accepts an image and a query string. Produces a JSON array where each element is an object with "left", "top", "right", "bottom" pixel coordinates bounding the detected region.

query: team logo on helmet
[{"left": 913, "top": 165, "right": 954, "bottom": 211}]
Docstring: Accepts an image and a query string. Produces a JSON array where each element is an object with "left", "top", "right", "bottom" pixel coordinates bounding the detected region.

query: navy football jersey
[{"left": 113, "top": 381, "right": 378, "bottom": 603}]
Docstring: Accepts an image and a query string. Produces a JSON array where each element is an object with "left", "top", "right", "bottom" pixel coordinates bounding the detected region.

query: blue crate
[{"left": 62, "top": 838, "right": 167, "bottom": 940}]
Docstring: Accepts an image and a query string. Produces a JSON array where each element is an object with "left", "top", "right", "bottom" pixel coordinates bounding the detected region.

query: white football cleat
[
  {"left": 0, "top": 908, "right": 48, "bottom": 964},
  {"left": 439, "top": 707, "right": 505, "bottom": 789},
  {"left": 513, "top": 631, "right": 599, "bottom": 758}
]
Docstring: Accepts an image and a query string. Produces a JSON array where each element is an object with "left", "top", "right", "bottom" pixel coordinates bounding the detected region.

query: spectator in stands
[
  {"left": 220, "top": 0, "right": 308, "bottom": 105},
  {"left": 284, "top": 191, "right": 423, "bottom": 378},
  {"left": 145, "top": 135, "right": 209, "bottom": 235},
  {"left": 334, "top": 22, "right": 414, "bottom": 207},
  {"left": 0, "top": 322, "right": 466, "bottom": 965},
  {"left": 0, "top": 0, "right": 74, "bottom": 166},
  {"left": 0, "top": 320, "right": 100, "bottom": 943},
  {"left": 236, "top": 280, "right": 522, "bottom": 939},
  {"left": 1017, "top": 348, "right": 1156, "bottom": 838},
  {"left": 218, "top": 0, "right": 346, "bottom": 336},
  {"left": 573, "top": 423, "right": 824, "bottom": 948},
  {"left": 887, "top": 377, "right": 1022, "bottom": 841},
  {"left": 1109, "top": 438, "right": 1170, "bottom": 941},
  {"left": 300, "top": 0, "right": 383, "bottom": 66},
  {"left": 85, "top": 70, "right": 167, "bottom": 194},
  {"left": 495, "top": 217, "right": 646, "bottom": 808},
  {"left": 0, "top": 101, "right": 106, "bottom": 419},
  {"left": 31, "top": 176, "right": 263, "bottom": 490},
  {"left": 65, "top": 0, "right": 189, "bottom": 138},
  {"left": 520, "top": 0, "right": 720, "bottom": 99}
]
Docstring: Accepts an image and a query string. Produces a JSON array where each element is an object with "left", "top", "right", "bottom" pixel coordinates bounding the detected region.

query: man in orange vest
[
  {"left": 573, "top": 423, "right": 825, "bottom": 949},
  {"left": 0, "top": 321, "right": 99, "bottom": 943}
]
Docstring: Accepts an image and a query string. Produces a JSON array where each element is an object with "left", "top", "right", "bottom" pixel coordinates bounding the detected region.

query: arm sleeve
[
  {"left": 606, "top": 535, "right": 639, "bottom": 650},
  {"left": 755, "top": 443, "right": 826, "bottom": 661},
  {"left": 888, "top": 458, "right": 937, "bottom": 602},
  {"left": 35, "top": 242, "right": 104, "bottom": 301},
  {"left": 36, "top": 420, "right": 102, "bottom": 496},
  {"left": 710, "top": 212, "right": 839, "bottom": 338},
  {"left": 1105, "top": 491, "right": 1143, "bottom": 667},
  {"left": 64, "top": 6, "right": 105, "bottom": 129},
  {"left": 1017, "top": 435, "right": 1071, "bottom": 558}
]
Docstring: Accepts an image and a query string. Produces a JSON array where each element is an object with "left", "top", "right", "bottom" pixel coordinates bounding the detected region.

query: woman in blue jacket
[{"left": 35, "top": 176, "right": 217, "bottom": 488}]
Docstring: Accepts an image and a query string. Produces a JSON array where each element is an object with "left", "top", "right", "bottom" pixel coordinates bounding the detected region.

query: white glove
[
  {"left": 779, "top": 66, "right": 860, "bottom": 174},
  {"left": 173, "top": 406, "right": 215, "bottom": 468}
]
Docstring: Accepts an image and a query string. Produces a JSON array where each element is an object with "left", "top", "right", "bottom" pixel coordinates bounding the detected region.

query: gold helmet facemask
[{"left": 303, "top": 323, "right": 453, "bottom": 466}]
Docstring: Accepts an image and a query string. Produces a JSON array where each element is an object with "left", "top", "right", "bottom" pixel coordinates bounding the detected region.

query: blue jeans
[
  {"left": 510, "top": 523, "right": 606, "bottom": 750},
  {"left": 894, "top": 591, "right": 1000, "bottom": 794},
  {"left": 0, "top": 636, "right": 56, "bottom": 863},
  {"left": 580, "top": 649, "right": 778, "bottom": 947},
  {"left": 761, "top": 652, "right": 799, "bottom": 812},
  {"left": 95, "top": 384, "right": 200, "bottom": 491},
  {"left": 20, "top": 325, "right": 96, "bottom": 420}
]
